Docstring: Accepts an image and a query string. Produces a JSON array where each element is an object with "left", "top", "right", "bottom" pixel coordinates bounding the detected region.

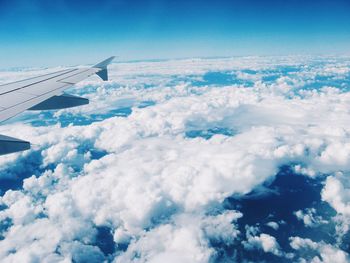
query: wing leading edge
[{"left": 0, "top": 57, "right": 115, "bottom": 155}]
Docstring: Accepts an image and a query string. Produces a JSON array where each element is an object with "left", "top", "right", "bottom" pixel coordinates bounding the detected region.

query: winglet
[{"left": 93, "top": 56, "right": 115, "bottom": 81}]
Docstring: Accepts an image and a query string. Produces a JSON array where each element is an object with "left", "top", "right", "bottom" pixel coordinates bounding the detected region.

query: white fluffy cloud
[
  {"left": 0, "top": 56, "right": 350, "bottom": 261},
  {"left": 322, "top": 173, "right": 350, "bottom": 216},
  {"left": 244, "top": 233, "right": 282, "bottom": 256},
  {"left": 290, "top": 236, "right": 349, "bottom": 263},
  {"left": 266, "top": 221, "right": 279, "bottom": 230},
  {"left": 294, "top": 208, "right": 327, "bottom": 228},
  {"left": 115, "top": 211, "right": 242, "bottom": 263}
]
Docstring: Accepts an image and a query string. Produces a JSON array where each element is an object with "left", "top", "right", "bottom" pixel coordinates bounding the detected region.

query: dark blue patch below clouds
[
  {"left": 302, "top": 75, "right": 350, "bottom": 91},
  {"left": 186, "top": 127, "right": 236, "bottom": 140},
  {"left": 214, "top": 166, "right": 337, "bottom": 262},
  {"left": 192, "top": 71, "right": 254, "bottom": 87},
  {"left": 94, "top": 226, "right": 115, "bottom": 256},
  {"left": 0, "top": 151, "right": 43, "bottom": 194},
  {"left": 26, "top": 106, "right": 133, "bottom": 128}
]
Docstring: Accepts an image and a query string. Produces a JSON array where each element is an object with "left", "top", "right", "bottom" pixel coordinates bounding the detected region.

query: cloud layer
[{"left": 0, "top": 56, "right": 350, "bottom": 262}]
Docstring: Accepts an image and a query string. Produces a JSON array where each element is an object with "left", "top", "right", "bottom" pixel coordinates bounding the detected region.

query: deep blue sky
[{"left": 0, "top": 0, "right": 350, "bottom": 67}]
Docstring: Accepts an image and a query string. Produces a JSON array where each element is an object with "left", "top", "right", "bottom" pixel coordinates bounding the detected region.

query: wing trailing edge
[
  {"left": 28, "top": 94, "right": 89, "bottom": 110},
  {"left": 0, "top": 135, "right": 30, "bottom": 155}
]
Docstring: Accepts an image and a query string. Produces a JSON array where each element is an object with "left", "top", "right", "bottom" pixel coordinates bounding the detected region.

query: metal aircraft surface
[{"left": 0, "top": 57, "right": 115, "bottom": 155}]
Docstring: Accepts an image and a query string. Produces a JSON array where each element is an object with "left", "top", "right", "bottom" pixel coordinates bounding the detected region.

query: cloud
[
  {"left": 266, "top": 221, "right": 279, "bottom": 230},
  {"left": 322, "top": 173, "right": 350, "bottom": 216},
  {"left": 115, "top": 211, "right": 242, "bottom": 263},
  {"left": 321, "top": 172, "right": 350, "bottom": 241},
  {"left": 0, "top": 56, "right": 350, "bottom": 261},
  {"left": 244, "top": 233, "right": 282, "bottom": 256},
  {"left": 294, "top": 208, "right": 327, "bottom": 227},
  {"left": 290, "top": 236, "right": 349, "bottom": 263}
]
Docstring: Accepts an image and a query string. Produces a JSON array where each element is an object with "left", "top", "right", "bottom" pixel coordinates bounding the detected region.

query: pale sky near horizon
[{"left": 0, "top": 0, "right": 349, "bottom": 68}]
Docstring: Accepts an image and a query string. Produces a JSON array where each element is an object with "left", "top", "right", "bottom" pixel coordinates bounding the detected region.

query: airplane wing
[{"left": 0, "top": 56, "right": 115, "bottom": 155}]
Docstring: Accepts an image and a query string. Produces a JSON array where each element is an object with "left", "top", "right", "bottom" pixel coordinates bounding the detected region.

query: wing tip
[
  {"left": 93, "top": 56, "right": 115, "bottom": 81},
  {"left": 93, "top": 56, "right": 116, "bottom": 69}
]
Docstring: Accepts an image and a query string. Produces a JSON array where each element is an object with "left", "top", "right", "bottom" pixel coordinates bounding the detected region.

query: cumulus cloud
[
  {"left": 322, "top": 173, "right": 350, "bottom": 216},
  {"left": 266, "top": 221, "right": 279, "bottom": 230},
  {"left": 321, "top": 172, "right": 350, "bottom": 241},
  {"left": 0, "top": 56, "right": 350, "bottom": 261},
  {"left": 244, "top": 233, "right": 282, "bottom": 256},
  {"left": 294, "top": 208, "right": 327, "bottom": 227},
  {"left": 290, "top": 236, "right": 349, "bottom": 263},
  {"left": 115, "top": 211, "right": 242, "bottom": 263}
]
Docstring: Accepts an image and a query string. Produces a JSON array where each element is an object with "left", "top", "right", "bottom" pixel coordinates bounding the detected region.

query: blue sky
[{"left": 0, "top": 0, "right": 350, "bottom": 67}]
